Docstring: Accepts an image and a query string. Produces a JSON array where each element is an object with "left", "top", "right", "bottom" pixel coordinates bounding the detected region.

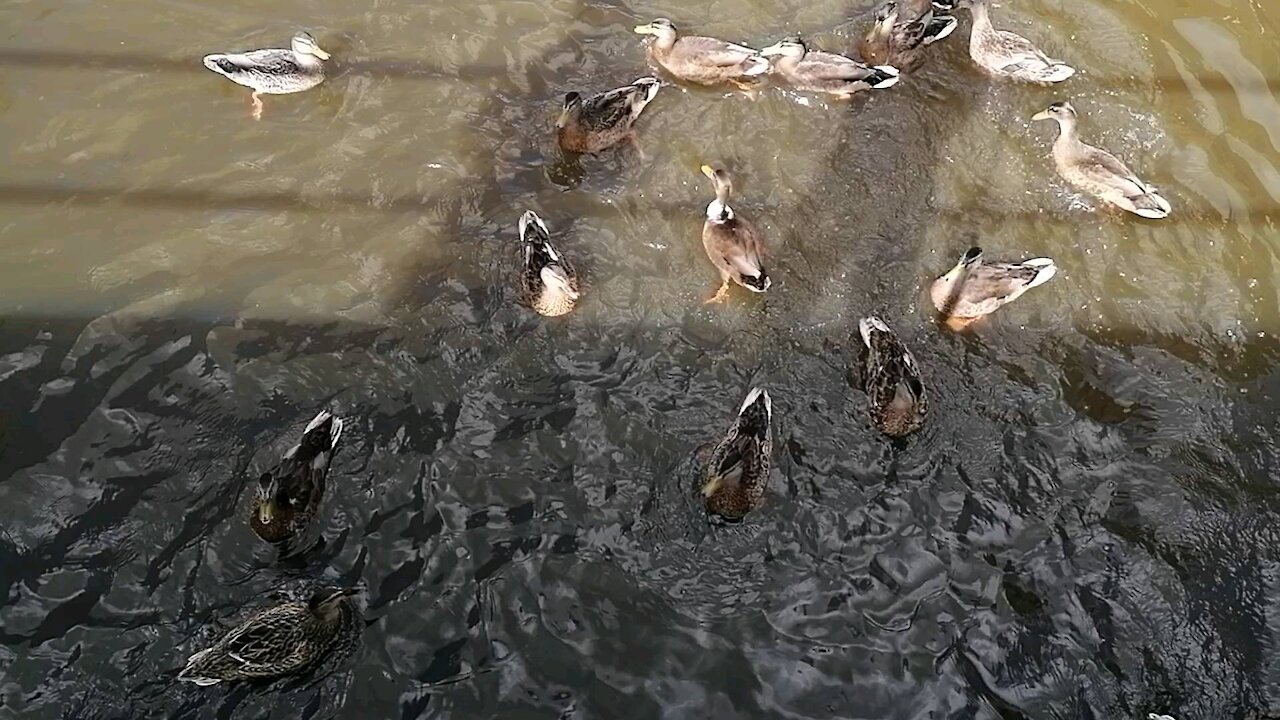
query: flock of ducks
[{"left": 188, "top": 1, "right": 1174, "bottom": 687}]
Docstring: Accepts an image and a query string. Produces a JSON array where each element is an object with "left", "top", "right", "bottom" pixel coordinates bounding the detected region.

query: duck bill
[
  {"left": 257, "top": 501, "right": 276, "bottom": 525},
  {"left": 555, "top": 106, "right": 572, "bottom": 129},
  {"left": 700, "top": 164, "right": 717, "bottom": 180},
  {"left": 758, "top": 43, "right": 787, "bottom": 57},
  {"left": 633, "top": 24, "right": 656, "bottom": 34},
  {"left": 312, "top": 46, "right": 331, "bottom": 61},
  {"left": 1030, "top": 109, "right": 1052, "bottom": 122}
]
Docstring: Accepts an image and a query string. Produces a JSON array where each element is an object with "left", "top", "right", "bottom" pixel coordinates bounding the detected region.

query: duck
[
  {"left": 700, "top": 165, "right": 770, "bottom": 304},
  {"left": 633, "top": 18, "right": 770, "bottom": 90},
  {"left": 956, "top": 0, "right": 1074, "bottom": 84},
  {"left": 859, "top": 0, "right": 958, "bottom": 71},
  {"left": 698, "top": 387, "right": 773, "bottom": 520},
  {"left": 251, "top": 411, "right": 344, "bottom": 544},
  {"left": 858, "top": 317, "right": 928, "bottom": 438},
  {"left": 518, "top": 211, "right": 580, "bottom": 317},
  {"left": 556, "top": 77, "right": 661, "bottom": 155},
  {"left": 1032, "top": 101, "right": 1172, "bottom": 219},
  {"left": 930, "top": 246, "right": 1057, "bottom": 328},
  {"left": 202, "top": 32, "right": 331, "bottom": 120},
  {"left": 178, "top": 587, "right": 356, "bottom": 685},
  {"left": 758, "top": 37, "right": 900, "bottom": 98}
]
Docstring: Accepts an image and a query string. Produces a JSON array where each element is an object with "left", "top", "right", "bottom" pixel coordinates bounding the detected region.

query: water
[{"left": 1, "top": 0, "right": 1278, "bottom": 717}]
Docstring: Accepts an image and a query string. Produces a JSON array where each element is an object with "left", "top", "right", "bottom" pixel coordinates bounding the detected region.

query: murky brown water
[{"left": 2, "top": 0, "right": 1279, "bottom": 718}]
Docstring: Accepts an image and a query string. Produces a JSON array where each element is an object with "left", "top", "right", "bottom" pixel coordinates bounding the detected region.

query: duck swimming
[
  {"left": 1032, "top": 101, "right": 1172, "bottom": 219},
  {"left": 930, "top": 247, "right": 1057, "bottom": 328},
  {"left": 858, "top": 317, "right": 928, "bottom": 438},
  {"left": 202, "top": 32, "right": 331, "bottom": 120},
  {"left": 633, "top": 18, "right": 770, "bottom": 90},
  {"left": 699, "top": 387, "right": 773, "bottom": 520},
  {"left": 518, "top": 211, "right": 581, "bottom": 317},
  {"left": 957, "top": 0, "right": 1074, "bottom": 84},
  {"left": 759, "top": 37, "right": 900, "bottom": 99},
  {"left": 700, "top": 165, "right": 770, "bottom": 304},
  {"left": 556, "top": 77, "right": 661, "bottom": 155},
  {"left": 251, "top": 410, "right": 344, "bottom": 544},
  {"left": 178, "top": 587, "right": 356, "bottom": 685},
  {"left": 860, "top": 0, "right": 958, "bottom": 71}
]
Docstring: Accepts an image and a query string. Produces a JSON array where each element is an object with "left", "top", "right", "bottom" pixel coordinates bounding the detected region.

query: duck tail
[
  {"left": 869, "top": 65, "right": 901, "bottom": 89},
  {"left": 177, "top": 650, "right": 221, "bottom": 686},
  {"left": 1038, "top": 63, "right": 1076, "bottom": 83},
  {"left": 858, "top": 316, "right": 891, "bottom": 348},
  {"left": 299, "top": 411, "right": 344, "bottom": 461},
  {"left": 631, "top": 76, "right": 661, "bottom": 105},
  {"left": 1020, "top": 258, "right": 1058, "bottom": 289},
  {"left": 741, "top": 53, "right": 771, "bottom": 77},
  {"left": 736, "top": 387, "right": 772, "bottom": 437},
  {"left": 202, "top": 54, "right": 237, "bottom": 76},
  {"left": 1132, "top": 189, "right": 1172, "bottom": 219},
  {"left": 923, "top": 14, "right": 958, "bottom": 44},
  {"left": 739, "top": 269, "right": 771, "bottom": 293}
]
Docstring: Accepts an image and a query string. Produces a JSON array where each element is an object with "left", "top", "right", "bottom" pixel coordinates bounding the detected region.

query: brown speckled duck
[
  {"left": 556, "top": 77, "right": 661, "bottom": 155},
  {"left": 858, "top": 316, "right": 928, "bottom": 438},
  {"left": 699, "top": 387, "right": 773, "bottom": 520},
  {"left": 250, "top": 411, "right": 343, "bottom": 543},
  {"left": 860, "top": 0, "right": 958, "bottom": 71},
  {"left": 518, "top": 211, "right": 580, "bottom": 317},
  {"left": 179, "top": 588, "right": 356, "bottom": 685}
]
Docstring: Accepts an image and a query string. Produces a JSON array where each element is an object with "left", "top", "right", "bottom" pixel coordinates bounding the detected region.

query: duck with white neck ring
[
  {"left": 1032, "top": 101, "right": 1172, "bottom": 219},
  {"left": 955, "top": 0, "right": 1074, "bottom": 84},
  {"left": 699, "top": 165, "right": 771, "bottom": 305}
]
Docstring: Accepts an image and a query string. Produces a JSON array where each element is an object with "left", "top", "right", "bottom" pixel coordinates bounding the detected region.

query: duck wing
[
  {"left": 577, "top": 86, "right": 642, "bottom": 132},
  {"left": 1073, "top": 143, "right": 1150, "bottom": 197},
  {"left": 797, "top": 52, "right": 884, "bottom": 81},
  {"left": 678, "top": 36, "right": 763, "bottom": 66},
  {"left": 206, "top": 49, "right": 302, "bottom": 77}
]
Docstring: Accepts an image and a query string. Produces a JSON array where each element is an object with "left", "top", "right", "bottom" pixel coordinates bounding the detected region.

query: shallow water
[{"left": 2, "top": 0, "right": 1279, "bottom": 718}]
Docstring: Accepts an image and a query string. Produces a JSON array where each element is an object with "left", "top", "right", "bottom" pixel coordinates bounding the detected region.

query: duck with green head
[{"left": 251, "top": 411, "right": 343, "bottom": 544}]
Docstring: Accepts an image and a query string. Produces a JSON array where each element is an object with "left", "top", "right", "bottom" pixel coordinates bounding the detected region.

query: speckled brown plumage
[
  {"left": 699, "top": 388, "right": 773, "bottom": 520},
  {"left": 250, "top": 411, "right": 343, "bottom": 543}
]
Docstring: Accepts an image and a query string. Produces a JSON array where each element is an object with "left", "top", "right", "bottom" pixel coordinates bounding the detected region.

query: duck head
[{"left": 291, "top": 32, "right": 331, "bottom": 61}]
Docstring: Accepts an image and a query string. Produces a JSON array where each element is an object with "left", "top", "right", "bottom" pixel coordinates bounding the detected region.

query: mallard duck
[
  {"left": 203, "top": 32, "right": 331, "bottom": 120},
  {"left": 859, "top": 0, "right": 958, "bottom": 71},
  {"left": 556, "top": 77, "right": 661, "bottom": 155},
  {"left": 518, "top": 211, "right": 580, "bottom": 317},
  {"left": 699, "top": 387, "right": 773, "bottom": 520},
  {"left": 700, "top": 165, "right": 770, "bottom": 304},
  {"left": 1032, "top": 101, "right": 1172, "bottom": 219},
  {"left": 930, "top": 246, "right": 1057, "bottom": 328},
  {"left": 957, "top": 0, "right": 1074, "bottom": 84},
  {"left": 251, "top": 411, "right": 344, "bottom": 544},
  {"left": 858, "top": 317, "right": 928, "bottom": 438},
  {"left": 759, "top": 37, "right": 899, "bottom": 98},
  {"left": 179, "top": 587, "right": 356, "bottom": 685},
  {"left": 633, "top": 18, "right": 770, "bottom": 89}
]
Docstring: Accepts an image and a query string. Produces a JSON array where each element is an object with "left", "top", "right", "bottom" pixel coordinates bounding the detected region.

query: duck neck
[
  {"left": 970, "top": 2, "right": 993, "bottom": 35},
  {"left": 707, "top": 189, "right": 734, "bottom": 223},
  {"left": 1053, "top": 116, "right": 1080, "bottom": 150},
  {"left": 651, "top": 30, "right": 678, "bottom": 53},
  {"left": 771, "top": 53, "right": 801, "bottom": 75}
]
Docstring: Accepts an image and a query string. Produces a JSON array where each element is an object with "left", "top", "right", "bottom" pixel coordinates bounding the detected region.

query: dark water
[{"left": 3, "top": 0, "right": 1280, "bottom": 718}]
